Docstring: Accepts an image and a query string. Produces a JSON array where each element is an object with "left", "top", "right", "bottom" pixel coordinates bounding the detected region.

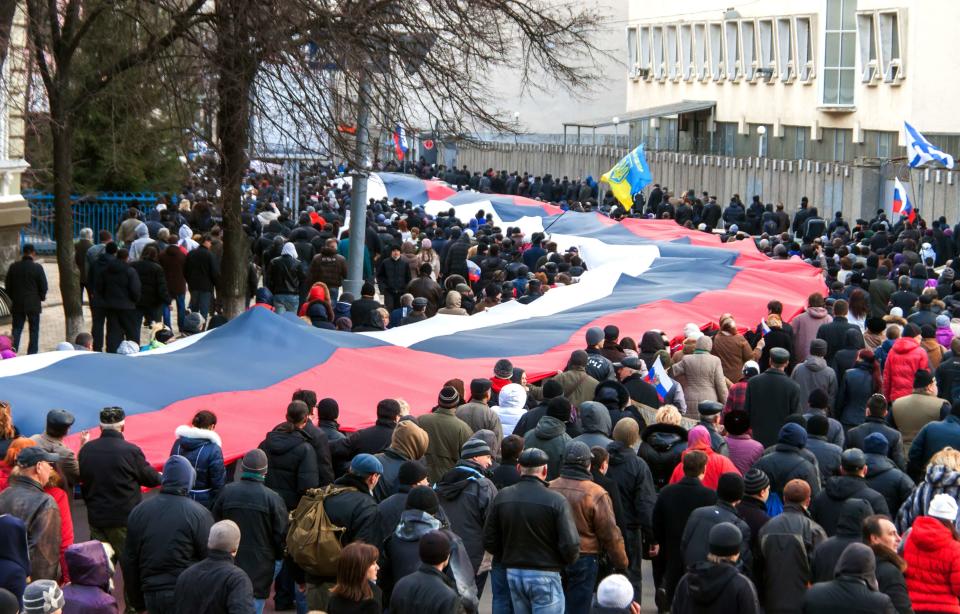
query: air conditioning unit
[{"left": 885, "top": 59, "right": 904, "bottom": 84}]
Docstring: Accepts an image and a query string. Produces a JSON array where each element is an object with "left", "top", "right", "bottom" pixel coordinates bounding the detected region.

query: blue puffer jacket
[{"left": 170, "top": 426, "right": 226, "bottom": 508}]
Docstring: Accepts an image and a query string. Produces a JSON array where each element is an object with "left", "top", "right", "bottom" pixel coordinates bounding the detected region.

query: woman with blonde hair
[
  {"left": 897, "top": 446, "right": 960, "bottom": 533},
  {"left": 639, "top": 404, "right": 689, "bottom": 490},
  {"left": 0, "top": 401, "right": 18, "bottom": 457},
  {"left": 326, "top": 541, "right": 382, "bottom": 613}
]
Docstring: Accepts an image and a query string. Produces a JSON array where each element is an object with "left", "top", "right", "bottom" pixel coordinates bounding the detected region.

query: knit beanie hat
[
  {"left": 240, "top": 449, "right": 269, "bottom": 477},
  {"left": 929, "top": 493, "right": 959, "bottom": 521},
  {"left": 493, "top": 358, "right": 514, "bottom": 379},
  {"left": 0, "top": 589, "right": 17, "bottom": 614},
  {"left": 612, "top": 418, "right": 640, "bottom": 447},
  {"left": 318, "top": 398, "right": 340, "bottom": 420},
  {"left": 723, "top": 411, "right": 750, "bottom": 436},
  {"left": 938, "top": 314, "right": 951, "bottom": 328},
  {"left": 461, "top": 438, "right": 492, "bottom": 460},
  {"left": 863, "top": 432, "right": 889, "bottom": 455},
  {"left": 546, "top": 397, "right": 572, "bottom": 422},
  {"left": 778, "top": 422, "right": 808, "bottom": 448},
  {"left": 743, "top": 469, "right": 770, "bottom": 495},
  {"left": 596, "top": 574, "right": 633, "bottom": 609},
  {"left": 542, "top": 379, "right": 564, "bottom": 399},
  {"left": 438, "top": 385, "right": 460, "bottom": 409},
  {"left": 398, "top": 461, "right": 428, "bottom": 486},
  {"left": 708, "top": 522, "right": 743, "bottom": 557},
  {"left": 22, "top": 580, "right": 64, "bottom": 614},
  {"left": 419, "top": 530, "right": 451, "bottom": 565},
  {"left": 717, "top": 473, "right": 745, "bottom": 503},
  {"left": 405, "top": 485, "right": 440, "bottom": 515}
]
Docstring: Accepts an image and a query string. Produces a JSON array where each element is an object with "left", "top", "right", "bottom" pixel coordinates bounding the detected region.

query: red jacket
[
  {"left": 668, "top": 444, "right": 740, "bottom": 489},
  {"left": 904, "top": 516, "right": 960, "bottom": 613},
  {"left": 883, "top": 337, "right": 930, "bottom": 402}
]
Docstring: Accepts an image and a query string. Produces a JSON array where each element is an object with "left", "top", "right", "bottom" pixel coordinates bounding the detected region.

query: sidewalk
[{"left": 13, "top": 258, "right": 93, "bottom": 352}]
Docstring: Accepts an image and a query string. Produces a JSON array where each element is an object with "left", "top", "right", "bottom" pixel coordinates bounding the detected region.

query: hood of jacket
[
  {"left": 497, "top": 383, "right": 527, "bottom": 410},
  {"left": 824, "top": 475, "right": 870, "bottom": 501},
  {"left": 436, "top": 463, "right": 485, "bottom": 501},
  {"left": 639, "top": 331, "right": 666, "bottom": 354},
  {"left": 908, "top": 515, "right": 955, "bottom": 553},
  {"left": 608, "top": 441, "right": 636, "bottom": 466},
  {"left": 924, "top": 463, "right": 960, "bottom": 488},
  {"left": 595, "top": 380, "right": 630, "bottom": 409},
  {"left": 0, "top": 515, "right": 28, "bottom": 571},
  {"left": 394, "top": 509, "right": 442, "bottom": 541},
  {"left": 579, "top": 401, "right": 612, "bottom": 436},
  {"left": 533, "top": 415, "right": 567, "bottom": 440},
  {"left": 65, "top": 541, "right": 113, "bottom": 591},
  {"left": 444, "top": 291, "right": 462, "bottom": 309},
  {"left": 891, "top": 336, "right": 922, "bottom": 355},
  {"left": 174, "top": 424, "right": 223, "bottom": 449},
  {"left": 802, "top": 356, "right": 827, "bottom": 372},
  {"left": 281, "top": 242, "right": 299, "bottom": 260},
  {"left": 134, "top": 222, "right": 148, "bottom": 239},
  {"left": 864, "top": 453, "right": 897, "bottom": 477},
  {"left": 642, "top": 423, "right": 688, "bottom": 451},
  {"left": 687, "top": 425, "right": 712, "bottom": 451},
  {"left": 390, "top": 420, "right": 429, "bottom": 461},
  {"left": 178, "top": 224, "right": 194, "bottom": 242},
  {"left": 262, "top": 422, "right": 310, "bottom": 456},
  {"left": 834, "top": 543, "right": 879, "bottom": 591},
  {"left": 806, "top": 306, "right": 830, "bottom": 320},
  {"left": 686, "top": 560, "right": 741, "bottom": 605},
  {"left": 162, "top": 454, "right": 197, "bottom": 494},
  {"left": 835, "top": 498, "right": 874, "bottom": 537}
]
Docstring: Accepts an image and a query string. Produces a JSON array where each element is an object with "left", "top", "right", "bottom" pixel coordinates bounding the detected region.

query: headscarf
[
  {"left": 281, "top": 242, "right": 298, "bottom": 260},
  {"left": 178, "top": 224, "right": 198, "bottom": 252}
]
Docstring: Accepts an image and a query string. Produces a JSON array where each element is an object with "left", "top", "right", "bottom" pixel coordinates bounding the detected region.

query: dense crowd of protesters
[{"left": 5, "top": 159, "right": 960, "bottom": 613}]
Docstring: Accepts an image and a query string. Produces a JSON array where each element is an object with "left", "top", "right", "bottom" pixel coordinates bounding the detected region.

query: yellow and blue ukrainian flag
[{"left": 600, "top": 143, "right": 653, "bottom": 211}]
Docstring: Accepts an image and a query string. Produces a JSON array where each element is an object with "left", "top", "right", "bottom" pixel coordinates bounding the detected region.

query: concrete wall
[{"left": 454, "top": 141, "right": 960, "bottom": 223}]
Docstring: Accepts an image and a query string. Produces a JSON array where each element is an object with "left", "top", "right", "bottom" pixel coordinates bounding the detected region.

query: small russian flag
[
  {"left": 892, "top": 177, "right": 916, "bottom": 223},
  {"left": 393, "top": 124, "right": 409, "bottom": 161},
  {"left": 643, "top": 356, "right": 675, "bottom": 401},
  {"left": 760, "top": 318, "right": 771, "bottom": 336}
]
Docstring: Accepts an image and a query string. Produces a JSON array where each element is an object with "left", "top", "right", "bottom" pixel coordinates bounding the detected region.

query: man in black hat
[
  {"left": 615, "top": 356, "right": 661, "bottom": 409},
  {"left": 0, "top": 446, "right": 62, "bottom": 580},
  {"left": 698, "top": 401, "right": 730, "bottom": 457},
  {"left": 483, "top": 447, "right": 580, "bottom": 613},
  {"left": 78, "top": 406, "right": 162, "bottom": 567},
  {"left": 736, "top": 469, "right": 771, "bottom": 561},
  {"left": 672, "top": 523, "right": 760, "bottom": 614},
  {"left": 31, "top": 408, "right": 85, "bottom": 489},
  {"left": 744, "top": 347, "right": 803, "bottom": 447},
  {"left": 680, "top": 473, "right": 752, "bottom": 575},
  {"left": 803, "top": 543, "right": 894, "bottom": 613},
  {"left": 390, "top": 530, "right": 465, "bottom": 614},
  {"left": 212, "top": 449, "right": 288, "bottom": 612},
  {"left": 400, "top": 296, "right": 429, "bottom": 326},
  {"left": 377, "top": 244, "right": 412, "bottom": 312},
  {"left": 5, "top": 243, "right": 47, "bottom": 355},
  {"left": 547, "top": 349, "right": 600, "bottom": 409},
  {"left": 419, "top": 386, "right": 473, "bottom": 483},
  {"left": 810, "top": 448, "right": 889, "bottom": 536}
]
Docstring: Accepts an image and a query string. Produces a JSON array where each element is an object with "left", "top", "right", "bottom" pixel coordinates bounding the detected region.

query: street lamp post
[
  {"left": 612, "top": 116, "right": 620, "bottom": 148},
  {"left": 756, "top": 124, "right": 767, "bottom": 158}
]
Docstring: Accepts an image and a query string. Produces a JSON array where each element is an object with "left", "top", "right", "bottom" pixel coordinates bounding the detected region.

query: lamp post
[
  {"left": 756, "top": 124, "right": 767, "bottom": 158},
  {"left": 612, "top": 116, "right": 620, "bottom": 148}
]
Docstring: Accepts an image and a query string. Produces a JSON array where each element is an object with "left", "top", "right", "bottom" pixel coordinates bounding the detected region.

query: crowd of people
[{"left": 5, "top": 160, "right": 960, "bottom": 613}]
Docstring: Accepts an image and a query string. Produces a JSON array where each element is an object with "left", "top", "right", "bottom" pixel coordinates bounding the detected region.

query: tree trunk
[
  {"left": 51, "top": 116, "right": 84, "bottom": 340},
  {"left": 214, "top": 0, "right": 257, "bottom": 319}
]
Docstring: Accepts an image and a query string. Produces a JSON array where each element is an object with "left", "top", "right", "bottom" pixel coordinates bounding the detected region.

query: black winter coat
[
  {"left": 482, "top": 475, "right": 580, "bottom": 571},
  {"left": 864, "top": 453, "right": 915, "bottom": 517},
  {"left": 184, "top": 246, "right": 219, "bottom": 292},
  {"left": 377, "top": 256, "right": 412, "bottom": 293},
  {"left": 802, "top": 576, "right": 895, "bottom": 614},
  {"left": 873, "top": 547, "right": 912, "bottom": 614},
  {"left": 312, "top": 473, "right": 381, "bottom": 583},
  {"left": 389, "top": 564, "right": 464, "bottom": 614},
  {"left": 123, "top": 489, "right": 214, "bottom": 608},
  {"left": 754, "top": 444, "right": 822, "bottom": 499},
  {"left": 652, "top": 477, "right": 717, "bottom": 595},
  {"left": 638, "top": 423, "right": 688, "bottom": 490},
  {"left": 173, "top": 550, "right": 255, "bottom": 614},
  {"left": 331, "top": 418, "right": 396, "bottom": 465},
  {"left": 810, "top": 499, "right": 873, "bottom": 582},
  {"left": 96, "top": 257, "right": 141, "bottom": 310},
  {"left": 606, "top": 441, "right": 657, "bottom": 538},
  {"left": 846, "top": 418, "right": 907, "bottom": 470},
  {"left": 745, "top": 369, "right": 803, "bottom": 448},
  {"left": 258, "top": 423, "right": 319, "bottom": 511},
  {"left": 443, "top": 237, "right": 471, "bottom": 279},
  {"left": 672, "top": 561, "right": 760, "bottom": 614},
  {"left": 809, "top": 476, "right": 889, "bottom": 536},
  {"left": 736, "top": 496, "right": 770, "bottom": 561},
  {"left": 131, "top": 259, "right": 170, "bottom": 309},
  {"left": 681, "top": 501, "right": 752, "bottom": 575},
  {"left": 211, "top": 477, "right": 288, "bottom": 598},
  {"left": 4, "top": 256, "right": 47, "bottom": 313},
  {"left": 301, "top": 420, "right": 335, "bottom": 487},
  {"left": 837, "top": 364, "right": 876, "bottom": 428},
  {"left": 757, "top": 504, "right": 827, "bottom": 613},
  {"left": 621, "top": 373, "right": 662, "bottom": 409},
  {"left": 78, "top": 430, "right": 162, "bottom": 529},
  {"left": 816, "top": 316, "right": 861, "bottom": 365},
  {"left": 267, "top": 254, "right": 303, "bottom": 295}
]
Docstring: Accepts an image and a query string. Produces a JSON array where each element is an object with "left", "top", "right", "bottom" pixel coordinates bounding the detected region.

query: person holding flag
[
  {"left": 393, "top": 124, "right": 408, "bottom": 161},
  {"left": 601, "top": 143, "right": 653, "bottom": 212},
  {"left": 892, "top": 177, "right": 916, "bottom": 224}
]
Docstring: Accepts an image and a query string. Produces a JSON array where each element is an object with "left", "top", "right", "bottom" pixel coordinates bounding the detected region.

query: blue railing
[{"left": 21, "top": 191, "right": 178, "bottom": 254}]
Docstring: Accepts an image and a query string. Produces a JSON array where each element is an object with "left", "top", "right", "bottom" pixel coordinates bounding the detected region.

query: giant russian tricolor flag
[{"left": 0, "top": 202, "right": 824, "bottom": 467}]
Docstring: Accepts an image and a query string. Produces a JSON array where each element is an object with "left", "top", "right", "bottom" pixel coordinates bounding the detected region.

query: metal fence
[{"left": 21, "top": 192, "right": 178, "bottom": 254}]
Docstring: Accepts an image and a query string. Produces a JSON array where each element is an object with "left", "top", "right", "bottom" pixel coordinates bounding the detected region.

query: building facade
[
  {"left": 605, "top": 0, "right": 960, "bottom": 162},
  {"left": 0, "top": 1, "right": 30, "bottom": 279}
]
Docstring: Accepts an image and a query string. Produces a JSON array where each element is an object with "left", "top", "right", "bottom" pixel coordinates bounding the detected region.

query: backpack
[
  {"left": 766, "top": 491, "right": 784, "bottom": 517},
  {"left": 286, "top": 485, "right": 356, "bottom": 577}
]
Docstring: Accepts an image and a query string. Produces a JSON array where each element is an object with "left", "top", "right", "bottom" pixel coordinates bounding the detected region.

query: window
[
  {"left": 795, "top": 126, "right": 807, "bottom": 159},
  {"left": 776, "top": 17, "right": 795, "bottom": 82},
  {"left": 653, "top": 26, "right": 665, "bottom": 79},
  {"left": 627, "top": 27, "right": 639, "bottom": 76},
  {"left": 680, "top": 24, "right": 694, "bottom": 80},
  {"left": 662, "top": 118, "right": 678, "bottom": 150},
  {"left": 878, "top": 10, "right": 903, "bottom": 82},
  {"left": 666, "top": 25, "right": 679, "bottom": 80},
  {"left": 758, "top": 19, "right": 775, "bottom": 79},
  {"left": 877, "top": 131, "right": 893, "bottom": 158},
  {"left": 823, "top": 0, "right": 856, "bottom": 104},
  {"left": 823, "top": 128, "right": 852, "bottom": 161},
  {"left": 725, "top": 20, "right": 741, "bottom": 80},
  {"left": 857, "top": 13, "right": 878, "bottom": 82},
  {"left": 639, "top": 25, "right": 652, "bottom": 74},
  {"left": 795, "top": 16, "right": 814, "bottom": 82},
  {"left": 709, "top": 23, "right": 725, "bottom": 80},
  {"left": 694, "top": 23, "right": 708, "bottom": 80},
  {"left": 741, "top": 20, "right": 757, "bottom": 80}
]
